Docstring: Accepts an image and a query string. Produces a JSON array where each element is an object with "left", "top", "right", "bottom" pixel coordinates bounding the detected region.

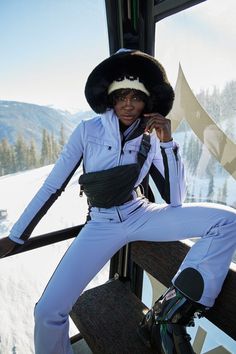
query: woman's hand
[
  {"left": 144, "top": 113, "right": 172, "bottom": 142},
  {"left": 0, "top": 237, "right": 17, "bottom": 258}
]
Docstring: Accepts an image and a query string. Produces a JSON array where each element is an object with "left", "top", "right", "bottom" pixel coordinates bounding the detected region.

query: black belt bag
[
  {"left": 79, "top": 133, "right": 151, "bottom": 208},
  {"left": 79, "top": 163, "right": 140, "bottom": 208}
]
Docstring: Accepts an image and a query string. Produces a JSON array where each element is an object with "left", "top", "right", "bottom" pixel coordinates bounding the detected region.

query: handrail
[{"left": 3, "top": 224, "right": 84, "bottom": 258}]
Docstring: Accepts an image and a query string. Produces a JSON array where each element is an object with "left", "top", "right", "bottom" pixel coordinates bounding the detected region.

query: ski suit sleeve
[
  {"left": 8, "top": 121, "right": 85, "bottom": 244},
  {"left": 150, "top": 140, "right": 186, "bottom": 206}
]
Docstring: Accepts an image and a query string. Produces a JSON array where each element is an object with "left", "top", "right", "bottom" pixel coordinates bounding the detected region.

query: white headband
[{"left": 108, "top": 76, "right": 150, "bottom": 96}]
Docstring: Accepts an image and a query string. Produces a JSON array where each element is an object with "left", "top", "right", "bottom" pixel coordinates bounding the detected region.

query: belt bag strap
[
  {"left": 137, "top": 132, "right": 151, "bottom": 169},
  {"left": 79, "top": 133, "right": 151, "bottom": 208}
]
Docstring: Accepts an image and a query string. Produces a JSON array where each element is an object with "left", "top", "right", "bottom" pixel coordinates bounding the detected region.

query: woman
[{"left": 0, "top": 49, "right": 236, "bottom": 354}]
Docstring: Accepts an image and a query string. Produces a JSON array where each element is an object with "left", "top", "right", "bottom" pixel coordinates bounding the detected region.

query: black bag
[
  {"left": 79, "top": 163, "right": 140, "bottom": 208},
  {"left": 79, "top": 133, "right": 151, "bottom": 208}
]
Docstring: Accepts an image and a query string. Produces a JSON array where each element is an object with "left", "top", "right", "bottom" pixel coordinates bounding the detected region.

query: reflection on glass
[
  {"left": 197, "top": 84, "right": 236, "bottom": 144},
  {"left": 155, "top": 0, "right": 236, "bottom": 208},
  {"left": 154, "top": 3, "right": 236, "bottom": 349},
  {"left": 174, "top": 122, "right": 236, "bottom": 210}
]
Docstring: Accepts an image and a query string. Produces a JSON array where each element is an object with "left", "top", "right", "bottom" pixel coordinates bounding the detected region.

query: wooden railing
[{"left": 131, "top": 241, "right": 236, "bottom": 341}]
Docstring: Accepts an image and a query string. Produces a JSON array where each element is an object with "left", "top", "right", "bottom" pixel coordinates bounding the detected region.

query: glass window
[
  {"left": 0, "top": 1, "right": 109, "bottom": 353},
  {"left": 154, "top": 0, "right": 236, "bottom": 211},
  {"left": 150, "top": 1, "right": 236, "bottom": 352},
  {"left": 0, "top": 0, "right": 109, "bottom": 235}
]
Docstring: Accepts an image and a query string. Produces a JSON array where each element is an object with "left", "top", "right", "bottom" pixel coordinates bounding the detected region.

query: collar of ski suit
[{"left": 100, "top": 109, "right": 145, "bottom": 143}]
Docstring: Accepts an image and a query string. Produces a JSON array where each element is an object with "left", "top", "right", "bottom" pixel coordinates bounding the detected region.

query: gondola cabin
[{"left": 0, "top": 0, "right": 235, "bottom": 353}]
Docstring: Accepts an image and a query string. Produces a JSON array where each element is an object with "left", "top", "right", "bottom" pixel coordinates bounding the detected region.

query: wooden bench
[{"left": 70, "top": 241, "right": 236, "bottom": 353}]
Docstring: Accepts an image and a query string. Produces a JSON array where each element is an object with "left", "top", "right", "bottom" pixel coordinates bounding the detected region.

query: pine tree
[
  {"left": 216, "top": 187, "right": 222, "bottom": 204},
  {"left": 59, "top": 123, "right": 66, "bottom": 151},
  {"left": 15, "top": 134, "right": 28, "bottom": 171},
  {"left": 209, "top": 86, "right": 221, "bottom": 122},
  {"left": 207, "top": 174, "right": 214, "bottom": 200},
  {"left": 51, "top": 133, "right": 59, "bottom": 162},
  {"left": 28, "top": 139, "right": 38, "bottom": 169},
  {"left": 221, "top": 180, "right": 228, "bottom": 204},
  {"left": 221, "top": 80, "right": 236, "bottom": 119},
  {"left": 198, "top": 189, "right": 203, "bottom": 203},
  {"left": 10, "top": 145, "right": 17, "bottom": 173},
  {"left": 46, "top": 132, "right": 53, "bottom": 164},
  {"left": 186, "top": 135, "right": 202, "bottom": 173},
  {"left": 0, "top": 138, "right": 13, "bottom": 175},
  {"left": 40, "top": 129, "right": 49, "bottom": 166},
  {"left": 182, "top": 132, "right": 188, "bottom": 157}
]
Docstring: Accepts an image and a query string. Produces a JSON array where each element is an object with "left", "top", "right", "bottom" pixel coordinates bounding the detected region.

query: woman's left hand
[{"left": 144, "top": 112, "right": 172, "bottom": 142}]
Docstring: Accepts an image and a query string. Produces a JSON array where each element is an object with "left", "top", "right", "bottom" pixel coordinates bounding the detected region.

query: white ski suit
[{"left": 9, "top": 109, "right": 236, "bottom": 354}]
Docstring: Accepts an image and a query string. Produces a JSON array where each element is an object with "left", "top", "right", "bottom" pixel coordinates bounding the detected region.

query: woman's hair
[{"left": 108, "top": 88, "right": 150, "bottom": 111}]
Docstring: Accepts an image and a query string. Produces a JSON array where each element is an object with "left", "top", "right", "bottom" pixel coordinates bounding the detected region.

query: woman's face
[{"left": 113, "top": 91, "right": 146, "bottom": 126}]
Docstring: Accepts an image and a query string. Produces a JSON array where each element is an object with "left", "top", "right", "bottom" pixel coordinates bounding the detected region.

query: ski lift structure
[{"left": 3, "top": 1, "right": 236, "bottom": 353}]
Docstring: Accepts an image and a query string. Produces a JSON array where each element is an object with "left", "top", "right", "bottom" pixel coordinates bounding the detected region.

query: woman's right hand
[{"left": 0, "top": 237, "right": 17, "bottom": 258}]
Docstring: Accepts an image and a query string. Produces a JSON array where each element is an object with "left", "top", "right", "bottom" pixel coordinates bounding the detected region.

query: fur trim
[{"left": 85, "top": 50, "right": 174, "bottom": 116}]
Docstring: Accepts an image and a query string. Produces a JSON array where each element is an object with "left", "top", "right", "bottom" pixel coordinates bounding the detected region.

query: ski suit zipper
[{"left": 118, "top": 135, "right": 126, "bottom": 165}]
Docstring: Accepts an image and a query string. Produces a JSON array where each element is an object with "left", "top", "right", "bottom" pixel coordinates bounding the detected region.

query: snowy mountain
[
  {"left": 0, "top": 165, "right": 109, "bottom": 354},
  {"left": 70, "top": 110, "right": 96, "bottom": 125},
  {"left": 0, "top": 100, "right": 94, "bottom": 149}
]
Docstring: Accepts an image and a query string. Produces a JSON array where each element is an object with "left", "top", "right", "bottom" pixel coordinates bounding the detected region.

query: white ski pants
[{"left": 34, "top": 198, "right": 236, "bottom": 354}]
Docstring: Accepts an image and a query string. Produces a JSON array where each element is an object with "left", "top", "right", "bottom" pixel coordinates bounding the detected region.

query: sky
[
  {"left": 0, "top": 0, "right": 109, "bottom": 112},
  {"left": 0, "top": 0, "right": 236, "bottom": 113},
  {"left": 155, "top": 0, "right": 236, "bottom": 94}
]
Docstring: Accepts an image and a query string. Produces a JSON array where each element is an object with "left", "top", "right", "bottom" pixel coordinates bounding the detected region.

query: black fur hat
[{"left": 85, "top": 49, "right": 174, "bottom": 116}]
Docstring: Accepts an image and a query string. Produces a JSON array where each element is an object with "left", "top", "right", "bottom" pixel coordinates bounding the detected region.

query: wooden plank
[
  {"left": 131, "top": 241, "right": 236, "bottom": 340},
  {"left": 70, "top": 280, "right": 152, "bottom": 354}
]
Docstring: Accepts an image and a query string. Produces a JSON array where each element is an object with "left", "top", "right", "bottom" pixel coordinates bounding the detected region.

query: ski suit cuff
[
  {"left": 160, "top": 140, "right": 174, "bottom": 148},
  {"left": 8, "top": 235, "right": 25, "bottom": 245}
]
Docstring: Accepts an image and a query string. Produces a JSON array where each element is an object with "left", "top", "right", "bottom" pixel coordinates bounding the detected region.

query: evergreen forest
[{"left": 0, "top": 124, "right": 66, "bottom": 176}]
